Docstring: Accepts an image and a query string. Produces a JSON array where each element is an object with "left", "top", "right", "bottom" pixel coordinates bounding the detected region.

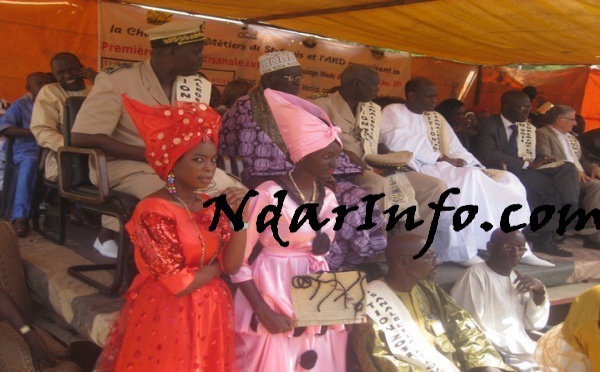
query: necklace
[
  {"left": 169, "top": 191, "right": 220, "bottom": 268},
  {"left": 288, "top": 171, "right": 317, "bottom": 203},
  {"left": 195, "top": 179, "right": 217, "bottom": 195}
]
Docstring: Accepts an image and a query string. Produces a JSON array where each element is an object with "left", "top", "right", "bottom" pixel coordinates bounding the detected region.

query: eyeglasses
[
  {"left": 282, "top": 74, "right": 303, "bottom": 83},
  {"left": 559, "top": 117, "right": 577, "bottom": 122},
  {"left": 501, "top": 244, "right": 527, "bottom": 253},
  {"left": 399, "top": 252, "right": 438, "bottom": 260}
]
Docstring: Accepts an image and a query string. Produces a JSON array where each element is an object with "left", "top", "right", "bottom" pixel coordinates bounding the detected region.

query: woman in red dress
[{"left": 96, "top": 96, "right": 248, "bottom": 371}]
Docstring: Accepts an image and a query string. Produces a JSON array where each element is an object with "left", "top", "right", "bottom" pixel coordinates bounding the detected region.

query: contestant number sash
[
  {"left": 175, "top": 75, "right": 212, "bottom": 104},
  {"left": 358, "top": 101, "right": 381, "bottom": 157},
  {"left": 367, "top": 280, "right": 460, "bottom": 372}
]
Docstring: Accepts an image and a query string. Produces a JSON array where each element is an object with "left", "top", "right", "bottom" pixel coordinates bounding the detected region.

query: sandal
[{"left": 12, "top": 218, "right": 30, "bottom": 237}]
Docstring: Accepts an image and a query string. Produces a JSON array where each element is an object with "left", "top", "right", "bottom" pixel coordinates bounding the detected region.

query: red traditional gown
[{"left": 96, "top": 197, "right": 235, "bottom": 372}]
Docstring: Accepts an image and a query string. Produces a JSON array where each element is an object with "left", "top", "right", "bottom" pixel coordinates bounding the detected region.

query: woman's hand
[
  {"left": 176, "top": 262, "right": 221, "bottom": 297},
  {"left": 238, "top": 281, "right": 294, "bottom": 334},
  {"left": 223, "top": 187, "right": 251, "bottom": 220},
  {"left": 256, "top": 308, "right": 295, "bottom": 334}
]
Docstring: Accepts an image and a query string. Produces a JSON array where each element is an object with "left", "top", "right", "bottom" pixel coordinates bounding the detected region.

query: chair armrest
[
  {"left": 58, "top": 146, "right": 110, "bottom": 204},
  {"left": 481, "top": 160, "right": 507, "bottom": 171}
]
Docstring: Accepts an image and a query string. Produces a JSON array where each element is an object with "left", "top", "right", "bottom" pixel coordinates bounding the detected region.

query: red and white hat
[{"left": 122, "top": 95, "right": 221, "bottom": 180}]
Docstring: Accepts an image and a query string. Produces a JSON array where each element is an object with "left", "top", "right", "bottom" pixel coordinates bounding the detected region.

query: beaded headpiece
[{"left": 122, "top": 95, "right": 221, "bottom": 180}]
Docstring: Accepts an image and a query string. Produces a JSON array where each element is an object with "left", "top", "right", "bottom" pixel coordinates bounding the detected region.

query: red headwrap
[{"left": 122, "top": 95, "right": 222, "bottom": 180}]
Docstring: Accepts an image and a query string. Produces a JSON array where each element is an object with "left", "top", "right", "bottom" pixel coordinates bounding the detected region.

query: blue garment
[
  {"left": 0, "top": 94, "right": 39, "bottom": 154},
  {"left": 0, "top": 94, "right": 39, "bottom": 219}
]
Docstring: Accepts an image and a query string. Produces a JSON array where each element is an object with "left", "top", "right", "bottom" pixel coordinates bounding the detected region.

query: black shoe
[{"left": 533, "top": 240, "right": 574, "bottom": 257}]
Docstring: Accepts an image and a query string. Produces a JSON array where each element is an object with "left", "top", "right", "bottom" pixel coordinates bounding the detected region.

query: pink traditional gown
[
  {"left": 96, "top": 197, "right": 236, "bottom": 372},
  {"left": 231, "top": 181, "right": 348, "bottom": 372}
]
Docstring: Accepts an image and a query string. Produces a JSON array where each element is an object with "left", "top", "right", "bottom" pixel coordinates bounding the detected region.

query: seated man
[
  {"left": 476, "top": 91, "right": 580, "bottom": 257},
  {"left": 350, "top": 233, "right": 510, "bottom": 372},
  {"left": 451, "top": 229, "right": 549, "bottom": 371},
  {"left": 220, "top": 52, "right": 387, "bottom": 270},
  {"left": 311, "top": 64, "right": 447, "bottom": 246},
  {"left": 380, "top": 77, "right": 549, "bottom": 267},
  {"left": 30, "top": 52, "right": 96, "bottom": 182},
  {"left": 71, "top": 21, "right": 243, "bottom": 258},
  {"left": 537, "top": 105, "right": 600, "bottom": 248},
  {"left": 0, "top": 72, "right": 53, "bottom": 236}
]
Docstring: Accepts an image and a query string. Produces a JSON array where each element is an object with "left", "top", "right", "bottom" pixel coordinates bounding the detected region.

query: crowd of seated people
[{"left": 2, "top": 18, "right": 600, "bottom": 372}]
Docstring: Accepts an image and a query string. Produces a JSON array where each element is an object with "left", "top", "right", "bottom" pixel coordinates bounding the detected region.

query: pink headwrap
[{"left": 264, "top": 88, "right": 342, "bottom": 163}]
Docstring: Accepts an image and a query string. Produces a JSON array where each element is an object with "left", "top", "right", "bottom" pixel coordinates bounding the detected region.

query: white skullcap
[{"left": 258, "top": 51, "right": 300, "bottom": 76}]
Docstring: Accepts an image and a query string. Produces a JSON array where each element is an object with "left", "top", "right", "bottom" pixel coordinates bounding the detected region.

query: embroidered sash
[
  {"left": 566, "top": 133, "right": 584, "bottom": 172},
  {"left": 357, "top": 102, "right": 417, "bottom": 214},
  {"left": 385, "top": 172, "right": 419, "bottom": 217},
  {"left": 175, "top": 74, "right": 212, "bottom": 104},
  {"left": 366, "top": 280, "right": 460, "bottom": 372},
  {"left": 358, "top": 101, "right": 381, "bottom": 157},
  {"left": 423, "top": 111, "right": 448, "bottom": 156},
  {"left": 249, "top": 87, "right": 289, "bottom": 156},
  {"left": 516, "top": 121, "right": 536, "bottom": 162}
]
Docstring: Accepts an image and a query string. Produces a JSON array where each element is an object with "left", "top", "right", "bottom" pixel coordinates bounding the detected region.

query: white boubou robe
[
  {"left": 451, "top": 263, "right": 550, "bottom": 371},
  {"left": 380, "top": 104, "right": 532, "bottom": 262}
]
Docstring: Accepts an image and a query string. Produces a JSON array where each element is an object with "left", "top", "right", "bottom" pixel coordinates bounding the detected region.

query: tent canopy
[{"left": 125, "top": 0, "right": 600, "bottom": 66}]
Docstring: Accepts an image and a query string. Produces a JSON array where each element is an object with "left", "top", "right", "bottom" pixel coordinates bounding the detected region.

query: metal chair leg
[{"left": 66, "top": 206, "right": 133, "bottom": 297}]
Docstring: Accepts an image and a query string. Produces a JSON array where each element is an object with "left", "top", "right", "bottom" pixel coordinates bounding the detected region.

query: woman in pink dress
[{"left": 231, "top": 88, "right": 348, "bottom": 371}]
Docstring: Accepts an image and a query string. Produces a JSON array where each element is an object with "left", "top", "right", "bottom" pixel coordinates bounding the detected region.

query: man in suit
[
  {"left": 537, "top": 105, "right": 600, "bottom": 247},
  {"left": 476, "top": 90, "right": 579, "bottom": 257}
]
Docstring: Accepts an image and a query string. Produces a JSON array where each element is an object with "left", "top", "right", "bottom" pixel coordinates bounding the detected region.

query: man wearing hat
[
  {"left": 311, "top": 64, "right": 449, "bottom": 255},
  {"left": 71, "top": 20, "right": 243, "bottom": 258},
  {"left": 220, "top": 51, "right": 387, "bottom": 271}
]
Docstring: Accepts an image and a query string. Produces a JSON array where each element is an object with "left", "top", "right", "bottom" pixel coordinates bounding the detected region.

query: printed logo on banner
[
  {"left": 238, "top": 28, "right": 258, "bottom": 40},
  {"left": 147, "top": 10, "right": 173, "bottom": 26}
]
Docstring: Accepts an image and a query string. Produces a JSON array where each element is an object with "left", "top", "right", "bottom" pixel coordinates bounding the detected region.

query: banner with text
[{"left": 99, "top": 2, "right": 410, "bottom": 98}]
